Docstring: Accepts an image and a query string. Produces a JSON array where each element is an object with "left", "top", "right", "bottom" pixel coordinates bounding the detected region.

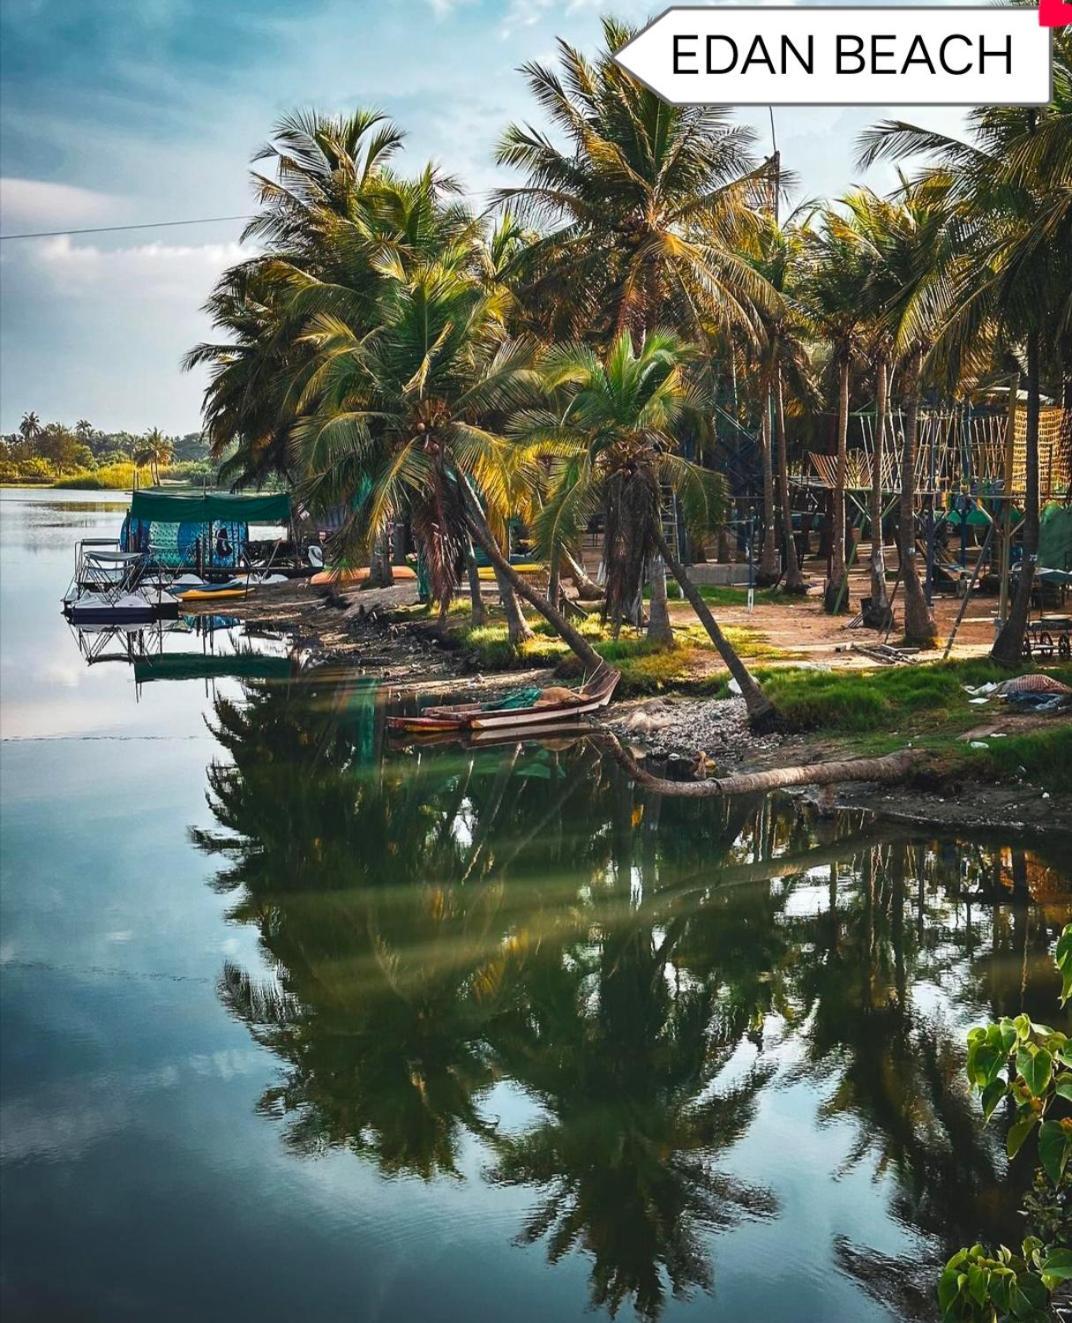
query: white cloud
[
  {"left": 28, "top": 234, "right": 245, "bottom": 300},
  {"left": 0, "top": 177, "right": 123, "bottom": 234}
]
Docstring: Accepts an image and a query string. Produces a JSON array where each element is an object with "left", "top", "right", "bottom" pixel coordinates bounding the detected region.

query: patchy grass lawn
[{"left": 399, "top": 603, "right": 799, "bottom": 694}]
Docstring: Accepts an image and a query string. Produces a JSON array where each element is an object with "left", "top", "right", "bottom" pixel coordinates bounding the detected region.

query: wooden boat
[
  {"left": 310, "top": 565, "right": 417, "bottom": 587},
  {"left": 387, "top": 666, "right": 620, "bottom": 734},
  {"left": 388, "top": 723, "right": 593, "bottom": 750}
]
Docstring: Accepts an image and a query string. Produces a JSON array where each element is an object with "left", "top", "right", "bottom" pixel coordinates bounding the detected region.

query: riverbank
[{"left": 197, "top": 575, "right": 1072, "bottom": 832}]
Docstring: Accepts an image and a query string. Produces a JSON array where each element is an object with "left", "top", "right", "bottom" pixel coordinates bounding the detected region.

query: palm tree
[
  {"left": 802, "top": 209, "right": 873, "bottom": 613},
  {"left": 840, "top": 189, "right": 903, "bottom": 620},
  {"left": 744, "top": 212, "right": 814, "bottom": 594},
  {"left": 292, "top": 249, "right": 546, "bottom": 640},
  {"left": 521, "top": 331, "right": 777, "bottom": 723},
  {"left": 187, "top": 109, "right": 412, "bottom": 488},
  {"left": 74, "top": 419, "right": 94, "bottom": 443},
  {"left": 18, "top": 411, "right": 41, "bottom": 443},
  {"left": 134, "top": 428, "right": 173, "bottom": 483},
  {"left": 493, "top": 18, "right": 773, "bottom": 347}
]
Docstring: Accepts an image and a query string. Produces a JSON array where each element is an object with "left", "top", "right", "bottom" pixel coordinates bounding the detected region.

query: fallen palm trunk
[{"left": 595, "top": 731, "right": 919, "bottom": 798}]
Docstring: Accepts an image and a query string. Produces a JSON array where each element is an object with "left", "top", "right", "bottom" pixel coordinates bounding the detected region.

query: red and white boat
[{"left": 387, "top": 666, "right": 620, "bottom": 734}]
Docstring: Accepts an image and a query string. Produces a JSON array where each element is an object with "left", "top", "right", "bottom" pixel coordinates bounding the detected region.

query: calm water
[{"left": 2, "top": 488, "right": 1070, "bottom": 1322}]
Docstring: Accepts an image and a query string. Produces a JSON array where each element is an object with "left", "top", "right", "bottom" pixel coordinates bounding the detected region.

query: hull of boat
[
  {"left": 65, "top": 602, "right": 180, "bottom": 623},
  {"left": 179, "top": 587, "right": 248, "bottom": 602},
  {"left": 387, "top": 688, "right": 615, "bottom": 734},
  {"left": 389, "top": 722, "right": 592, "bottom": 749}
]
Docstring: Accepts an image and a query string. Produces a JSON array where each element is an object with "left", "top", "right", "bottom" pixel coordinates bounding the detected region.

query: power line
[{"left": 0, "top": 214, "right": 255, "bottom": 242}]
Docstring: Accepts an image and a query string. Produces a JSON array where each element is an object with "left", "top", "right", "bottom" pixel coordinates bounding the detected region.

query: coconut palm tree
[
  {"left": 802, "top": 209, "right": 873, "bottom": 613},
  {"left": 520, "top": 331, "right": 777, "bottom": 723},
  {"left": 744, "top": 212, "right": 815, "bottom": 593},
  {"left": 839, "top": 189, "right": 904, "bottom": 620},
  {"left": 134, "top": 428, "right": 173, "bottom": 483},
  {"left": 292, "top": 249, "right": 549, "bottom": 643},
  {"left": 18, "top": 411, "right": 41, "bottom": 443},
  {"left": 493, "top": 18, "right": 773, "bottom": 348}
]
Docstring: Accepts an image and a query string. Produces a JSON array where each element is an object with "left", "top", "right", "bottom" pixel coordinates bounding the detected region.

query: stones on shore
[{"left": 606, "top": 695, "right": 783, "bottom": 770}]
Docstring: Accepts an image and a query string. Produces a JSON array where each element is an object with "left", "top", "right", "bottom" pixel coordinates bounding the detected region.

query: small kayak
[
  {"left": 476, "top": 563, "right": 544, "bottom": 581},
  {"left": 179, "top": 584, "right": 249, "bottom": 602},
  {"left": 310, "top": 565, "right": 417, "bottom": 587}
]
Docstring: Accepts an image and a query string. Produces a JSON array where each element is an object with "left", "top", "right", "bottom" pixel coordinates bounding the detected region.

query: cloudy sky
[{"left": 0, "top": 0, "right": 970, "bottom": 435}]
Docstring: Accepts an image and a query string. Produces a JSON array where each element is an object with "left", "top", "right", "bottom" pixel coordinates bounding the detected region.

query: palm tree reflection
[{"left": 195, "top": 671, "right": 1072, "bottom": 1320}]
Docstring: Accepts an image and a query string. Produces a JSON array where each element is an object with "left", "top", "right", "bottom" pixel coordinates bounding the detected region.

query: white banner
[{"left": 614, "top": 6, "right": 1052, "bottom": 106}]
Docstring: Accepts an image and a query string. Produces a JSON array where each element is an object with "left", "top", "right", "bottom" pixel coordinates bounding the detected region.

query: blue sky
[{"left": 0, "top": 0, "right": 970, "bottom": 435}]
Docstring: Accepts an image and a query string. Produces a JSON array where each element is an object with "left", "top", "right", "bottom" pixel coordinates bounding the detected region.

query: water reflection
[{"left": 195, "top": 669, "right": 1072, "bottom": 1321}]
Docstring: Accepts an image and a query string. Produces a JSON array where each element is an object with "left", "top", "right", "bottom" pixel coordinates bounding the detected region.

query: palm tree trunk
[
  {"left": 775, "top": 366, "right": 805, "bottom": 594},
  {"left": 645, "top": 554, "right": 674, "bottom": 646},
  {"left": 465, "top": 541, "right": 486, "bottom": 626},
  {"left": 869, "top": 358, "right": 890, "bottom": 614},
  {"left": 758, "top": 359, "right": 779, "bottom": 584},
  {"left": 461, "top": 483, "right": 600, "bottom": 669},
  {"left": 651, "top": 526, "right": 778, "bottom": 730},
  {"left": 367, "top": 528, "right": 394, "bottom": 588},
  {"left": 547, "top": 546, "right": 561, "bottom": 611},
  {"left": 900, "top": 353, "right": 937, "bottom": 645},
  {"left": 494, "top": 564, "right": 534, "bottom": 645},
  {"left": 826, "top": 357, "right": 850, "bottom": 612},
  {"left": 598, "top": 731, "right": 914, "bottom": 797},
  {"left": 992, "top": 330, "right": 1040, "bottom": 666}
]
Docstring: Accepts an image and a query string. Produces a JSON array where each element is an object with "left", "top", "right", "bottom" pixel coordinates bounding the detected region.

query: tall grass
[{"left": 50, "top": 460, "right": 215, "bottom": 490}]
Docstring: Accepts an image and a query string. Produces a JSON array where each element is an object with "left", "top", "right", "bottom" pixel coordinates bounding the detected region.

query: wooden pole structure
[
  {"left": 997, "top": 375, "right": 1019, "bottom": 629},
  {"left": 942, "top": 518, "right": 996, "bottom": 661}
]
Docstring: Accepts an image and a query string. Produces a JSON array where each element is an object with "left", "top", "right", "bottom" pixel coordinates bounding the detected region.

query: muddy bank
[
  {"left": 829, "top": 781, "right": 1072, "bottom": 837},
  {"left": 194, "top": 577, "right": 559, "bottom": 699}
]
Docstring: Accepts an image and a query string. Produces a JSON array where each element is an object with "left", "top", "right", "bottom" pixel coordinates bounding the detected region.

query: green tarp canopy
[
  {"left": 129, "top": 490, "right": 291, "bottom": 524},
  {"left": 1040, "top": 503, "right": 1072, "bottom": 573},
  {"left": 133, "top": 653, "right": 293, "bottom": 684}
]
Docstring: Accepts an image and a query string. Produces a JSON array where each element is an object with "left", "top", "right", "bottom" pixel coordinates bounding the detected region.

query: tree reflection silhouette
[{"left": 194, "top": 670, "right": 1072, "bottom": 1321}]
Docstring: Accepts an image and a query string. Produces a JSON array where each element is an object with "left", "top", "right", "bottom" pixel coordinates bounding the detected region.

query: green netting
[
  {"left": 1040, "top": 503, "right": 1072, "bottom": 572},
  {"left": 129, "top": 490, "right": 291, "bottom": 524},
  {"left": 481, "top": 686, "right": 542, "bottom": 711},
  {"left": 133, "top": 653, "right": 293, "bottom": 683}
]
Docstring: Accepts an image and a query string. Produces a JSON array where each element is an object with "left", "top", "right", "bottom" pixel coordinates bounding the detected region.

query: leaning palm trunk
[
  {"left": 758, "top": 361, "right": 779, "bottom": 584},
  {"left": 775, "top": 368, "right": 805, "bottom": 594},
  {"left": 992, "top": 330, "right": 1040, "bottom": 666},
  {"left": 461, "top": 480, "right": 602, "bottom": 672},
  {"left": 652, "top": 527, "right": 778, "bottom": 730},
  {"left": 562, "top": 548, "right": 603, "bottom": 601},
  {"left": 599, "top": 731, "right": 915, "bottom": 797},
  {"left": 645, "top": 553, "right": 674, "bottom": 646},
  {"left": 899, "top": 354, "right": 937, "bottom": 646},
  {"left": 826, "top": 358, "right": 850, "bottom": 612},
  {"left": 869, "top": 359, "right": 891, "bottom": 615}
]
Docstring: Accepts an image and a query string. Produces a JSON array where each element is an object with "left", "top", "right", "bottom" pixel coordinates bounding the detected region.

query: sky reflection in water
[{"left": 1, "top": 489, "right": 1070, "bottom": 1322}]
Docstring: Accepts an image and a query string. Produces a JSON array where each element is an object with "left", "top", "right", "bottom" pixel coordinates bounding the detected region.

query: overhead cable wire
[{"left": 0, "top": 214, "right": 254, "bottom": 241}]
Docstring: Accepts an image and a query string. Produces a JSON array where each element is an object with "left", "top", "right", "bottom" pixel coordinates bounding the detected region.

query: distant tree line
[{"left": 0, "top": 413, "right": 216, "bottom": 486}]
